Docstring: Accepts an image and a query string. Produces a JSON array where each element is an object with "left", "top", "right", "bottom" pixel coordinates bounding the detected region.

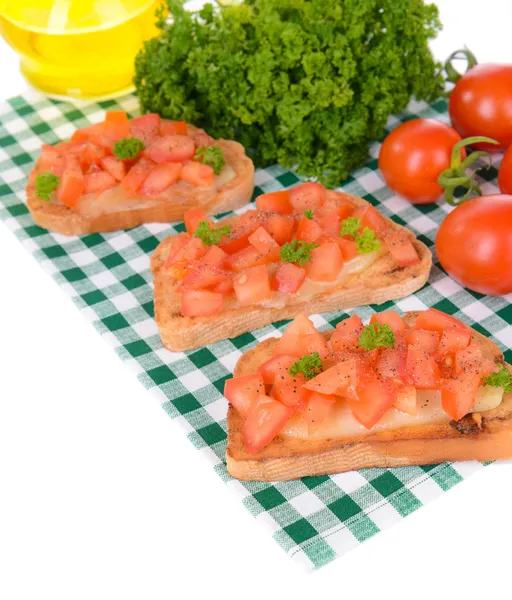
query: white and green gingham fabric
[{"left": 1, "top": 90, "right": 511, "bottom": 571}]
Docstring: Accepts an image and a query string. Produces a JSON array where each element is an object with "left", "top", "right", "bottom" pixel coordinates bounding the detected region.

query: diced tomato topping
[
  {"left": 79, "top": 143, "right": 107, "bottom": 170},
  {"left": 145, "top": 135, "right": 195, "bottom": 163},
  {"left": 180, "top": 289, "right": 223, "bottom": 317},
  {"left": 348, "top": 378, "right": 397, "bottom": 429},
  {"left": 121, "top": 157, "right": 154, "bottom": 193},
  {"left": 384, "top": 231, "right": 420, "bottom": 267},
  {"left": 164, "top": 233, "right": 189, "bottom": 265},
  {"left": 56, "top": 156, "right": 85, "bottom": 208},
  {"left": 303, "top": 358, "right": 358, "bottom": 398},
  {"left": 184, "top": 208, "right": 213, "bottom": 234},
  {"left": 129, "top": 113, "right": 161, "bottom": 146},
  {"left": 306, "top": 242, "right": 344, "bottom": 282},
  {"left": 437, "top": 325, "right": 471, "bottom": 359},
  {"left": 219, "top": 231, "right": 252, "bottom": 255},
  {"left": 454, "top": 343, "right": 495, "bottom": 377},
  {"left": 273, "top": 314, "right": 317, "bottom": 357},
  {"left": 442, "top": 372, "right": 481, "bottom": 421},
  {"left": 39, "top": 145, "right": 65, "bottom": 176},
  {"left": 289, "top": 182, "right": 326, "bottom": 213},
  {"left": 178, "top": 264, "right": 228, "bottom": 291},
  {"left": 104, "top": 111, "right": 130, "bottom": 140},
  {"left": 258, "top": 355, "right": 296, "bottom": 385},
  {"left": 224, "top": 373, "right": 265, "bottom": 417},
  {"left": 272, "top": 380, "right": 310, "bottom": 411},
  {"left": 200, "top": 245, "right": 228, "bottom": 269},
  {"left": 270, "top": 262, "right": 306, "bottom": 294},
  {"left": 242, "top": 395, "right": 293, "bottom": 453},
  {"left": 248, "top": 226, "right": 281, "bottom": 262},
  {"left": 226, "top": 246, "right": 269, "bottom": 271},
  {"left": 263, "top": 215, "right": 295, "bottom": 245},
  {"left": 413, "top": 308, "right": 469, "bottom": 336},
  {"left": 370, "top": 310, "right": 406, "bottom": 336},
  {"left": 392, "top": 385, "right": 417, "bottom": 416},
  {"left": 351, "top": 204, "right": 388, "bottom": 236},
  {"left": 295, "top": 216, "right": 323, "bottom": 243},
  {"left": 315, "top": 209, "right": 344, "bottom": 237},
  {"left": 180, "top": 161, "right": 215, "bottom": 187},
  {"left": 139, "top": 162, "right": 182, "bottom": 196},
  {"left": 330, "top": 314, "right": 364, "bottom": 353},
  {"left": 406, "top": 344, "right": 442, "bottom": 389},
  {"left": 233, "top": 265, "right": 271, "bottom": 305},
  {"left": 100, "top": 155, "right": 126, "bottom": 181},
  {"left": 300, "top": 332, "right": 331, "bottom": 361},
  {"left": 193, "top": 131, "right": 214, "bottom": 148},
  {"left": 375, "top": 336, "right": 407, "bottom": 382},
  {"left": 405, "top": 329, "right": 440, "bottom": 355},
  {"left": 211, "top": 276, "right": 234, "bottom": 296},
  {"left": 256, "top": 190, "right": 293, "bottom": 215},
  {"left": 303, "top": 392, "right": 336, "bottom": 433},
  {"left": 160, "top": 120, "right": 188, "bottom": 136},
  {"left": 167, "top": 236, "right": 205, "bottom": 267},
  {"left": 83, "top": 170, "right": 116, "bottom": 194}
]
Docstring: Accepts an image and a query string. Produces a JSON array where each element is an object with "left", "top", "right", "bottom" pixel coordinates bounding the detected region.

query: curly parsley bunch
[{"left": 135, "top": 0, "right": 443, "bottom": 187}]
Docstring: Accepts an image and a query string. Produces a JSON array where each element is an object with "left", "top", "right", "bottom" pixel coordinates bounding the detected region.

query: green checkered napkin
[{"left": 0, "top": 90, "right": 510, "bottom": 571}]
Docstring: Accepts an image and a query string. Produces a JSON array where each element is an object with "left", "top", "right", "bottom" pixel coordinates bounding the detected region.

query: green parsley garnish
[
  {"left": 113, "top": 137, "right": 145, "bottom": 160},
  {"left": 194, "top": 221, "right": 230, "bottom": 246},
  {"left": 483, "top": 365, "right": 512, "bottom": 393},
  {"left": 194, "top": 145, "right": 225, "bottom": 175},
  {"left": 304, "top": 209, "right": 314, "bottom": 219},
  {"left": 35, "top": 172, "right": 60, "bottom": 201},
  {"left": 340, "top": 218, "right": 380, "bottom": 254},
  {"left": 358, "top": 323, "right": 395, "bottom": 351},
  {"left": 289, "top": 352, "right": 323, "bottom": 380},
  {"left": 280, "top": 239, "right": 318, "bottom": 266}
]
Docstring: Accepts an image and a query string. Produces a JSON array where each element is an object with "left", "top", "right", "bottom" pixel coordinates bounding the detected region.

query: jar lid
[{"left": 0, "top": 0, "right": 156, "bottom": 34}]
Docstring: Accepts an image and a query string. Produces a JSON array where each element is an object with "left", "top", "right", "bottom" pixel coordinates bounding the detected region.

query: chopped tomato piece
[
  {"left": 406, "top": 344, "right": 442, "bottom": 389},
  {"left": 384, "top": 231, "right": 420, "bottom": 267},
  {"left": 219, "top": 231, "right": 252, "bottom": 255},
  {"left": 84, "top": 170, "right": 116, "bottom": 194},
  {"left": 258, "top": 355, "right": 296, "bottom": 385},
  {"left": 303, "top": 358, "right": 357, "bottom": 398},
  {"left": 306, "top": 242, "right": 344, "bottom": 282},
  {"left": 145, "top": 135, "right": 196, "bottom": 163},
  {"left": 242, "top": 395, "right": 293, "bottom": 454},
  {"left": 337, "top": 237, "right": 358, "bottom": 261},
  {"left": 437, "top": 326, "right": 471, "bottom": 359},
  {"left": 263, "top": 215, "right": 295, "bottom": 245},
  {"left": 454, "top": 343, "right": 495, "bottom": 377},
  {"left": 200, "top": 245, "right": 228, "bottom": 269},
  {"left": 273, "top": 314, "right": 317, "bottom": 357},
  {"left": 39, "top": 145, "right": 65, "bottom": 176},
  {"left": 303, "top": 392, "right": 336, "bottom": 433},
  {"left": 166, "top": 260, "right": 193, "bottom": 280},
  {"left": 256, "top": 190, "right": 293, "bottom": 215},
  {"left": 120, "top": 157, "right": 154, "bottom": 193},
  {"left": 405, "top": 329, "right": 440, "bottom": 355},
  {"left": 270, "top": 262, "right": 306, "bottom": 294},
  {"left": 248, "top": 226, "right": 280, "bottom": 261},
  {"left": 413, "top": 308, "right": 469, "bottom": 336},
  {"left": 193, "top": 131, "right": 214, "bottom": 148},
  {"left": 233, "top": 265, "right": 271, "bottom": 305},
  {"left": 392, "top": 384, "right": 417, "bottom": 416},
  {"left": 362, "top": 348, "right": 380, "bottom": 368},
  {"left": 348, "top": 378, "right": 396, "bottom": 429},
  {"left": 289, "top": 182, "right": 326, "bottom": 213},
  {"left": 272, "top": 381, "right": 310, "bottom": 411},
  {"left": 226, "top": 246, "right": 268, "bottom": 271},
  {"left": 300, "top": 332, "right": 331, "bottom": 361},
  {"left": 180, "top": 161, "right": 215, "bottom": 187},
  {"left": 295, "top": 216, "right": 323, "bottom": 243},
  {"left": 375, "top": 336, "right": 407, "bottom": 381},
  {"left": 164, "top": 233, "right": 189, "bottom": 264},
  {"left": 442, "top": 372, "right": 481, "bottom": 421},
  {"left": 315, "top": 209, "right": 344, "bottom": 237},
  {"left": 224, "top": 374, "right": 265, "bottom": 417},
  {"left": 184, "top": 208, "right": 213, "bottom": 234},
  {"left": 139, "top": 162, "right": 182, "bottom": 196},
  {"left": 178, "top": 265, "right": 228, "bottom": 291},
  {"left": 211, "top": 277, "right": 234, "bottom": 296},
  {"left": 56, "top": 157, "right": 84, "bottom": 208},
  {"left": 129, "top": 113, "right": 161, "bottom": 146},
  {"left": 100, "top": 155, "right": 126, "bottom": 181},
  {"left": 331, "top": 314, "right": 364, "bottom": 353},
  {"left": 160, "top": 120, "right": 188, "bottom": 136},
  {"left": 167, "top": 236, "right": 205, "bottom": 267},
  {"left": 104, "top": 111, "right": 130, "bottom": 139},
  {"left": 79, "top": 143, "right": 107, "bottom": 170},
  {"left": 180, "top": 289, "right": 223, "bottom": 317},
  {"left": 351, "top": 205, "right": 388, "bottom": 236},
  {"left": 370, "top": 310, "right": 405, "bottom": 336}
]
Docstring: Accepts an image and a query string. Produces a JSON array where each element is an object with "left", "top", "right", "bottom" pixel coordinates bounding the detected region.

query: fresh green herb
[
  {"left": 340, "top": 217, "right": 361, "bottom": 238},
  {"left": 355, "top": 227, "right": 380, "bottom": 254},
  {"left": 358, "top": 323, "right": 395, "bottom": 350},
  {"left": 280, "top": 240, "right": 318, "bottom": 266},
  {"left": 113, "top": 137, "right": 145, "bottom": 160},
  {"left": 135, "top": 0, "right": 444, "bottom": 187},
  {"left": 35, "top": 172, "right": 60, "bottom": 201},
  {"left": 483, "top": 365, "right": 512, "bottom": 393},
  {"left": 304, "top": 209, "right": 314, "bottom": 220},
  {"left": 289, "top": 352, "right": 323, "bottom": 380},
  {"left": 194, "top": 221, "right": 230, "bottom": 246},
  {"left": 194, "top": 145, "right": 225, "bottom": 175}
]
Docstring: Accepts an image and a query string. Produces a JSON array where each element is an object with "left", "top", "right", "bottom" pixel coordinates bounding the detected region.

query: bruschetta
[
  {"left": 26, "top": 111, "right": 254, "bottom": 235},
  {"left": 225, "top": 309, "right": 512, "bottom": 481},
  {"left": 150, "top": 182, "right": 432, "bottom": 351}
]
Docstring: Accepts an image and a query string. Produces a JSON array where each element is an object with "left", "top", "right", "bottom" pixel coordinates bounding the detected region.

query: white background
[{"left": 1, "top": 2, "right": 511, "bottom": 598}]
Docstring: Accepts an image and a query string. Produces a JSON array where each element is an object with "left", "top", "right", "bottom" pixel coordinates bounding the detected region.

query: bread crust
[
  {"left": 26, "top": 124, "right": 255, "bottom": 235},
  {"left": 151, "top": 192, "right": 432, "bottom": 351},
  {"left": 226, "top": 312, "right": 512, "bottom": 481}
]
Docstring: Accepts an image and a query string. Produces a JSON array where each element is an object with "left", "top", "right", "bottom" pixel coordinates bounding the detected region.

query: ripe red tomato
[
  {"left": 378, "top": 119, "right": 464, "bottom": 204},
  {"left": 499, "top": 144, "right": 512, "bottom": 194},
  {"left": 436, "top": 195, "right": 512, "bottom": 295},
  {"left": 449, "top": 64, "right": 512, "bottom": 151}
]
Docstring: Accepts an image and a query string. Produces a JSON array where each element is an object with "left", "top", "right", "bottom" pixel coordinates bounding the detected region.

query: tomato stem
[
  {"left": 444, "top": 48, "right": 478, "bottom": 85},
  {"left": 439, "top": 136, "right": 499, "bottom": 206}
]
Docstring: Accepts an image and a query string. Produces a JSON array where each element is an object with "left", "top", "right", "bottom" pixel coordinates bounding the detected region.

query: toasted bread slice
[
  {"left": 151, "top": 193, "right": 432, "bottom": 351},
  {"left": 226, "top": 312, "right": 512, "bottom": 481},
  {"left": 26, "top": 124, "right": 254, "bottom": 235}
]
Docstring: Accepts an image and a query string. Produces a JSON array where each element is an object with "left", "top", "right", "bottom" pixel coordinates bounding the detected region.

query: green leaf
[
  {"left": 358, "top": 323, "right": 395, "bottom": 350},
  {"left": 289, "top": 352, "right": 323, "bottom": 380},
  {"left": 340, "top": 217, "right": 361, "bottom": 238},
  {"left": 194, "top": 221, "right": 230, "bottom": 246},
  {"left": 304, "top": 209, "right": 314, "bottom": 220},
  {"left": 280, "top": 239, "right": 318, "bottom": 266},
  {"left": 35, "top": 172, "right": 60, "bottom": 201},
  {"left": 356, "top": 227, "right": 380, "bottom": 254},
  {"left": 194, "top": 145, "right": 226, "bottom": 175},
  {"left": 113, "top": 137, "right": 145, "bottom": 160},
  {"left": 483, "top": 365, "right": 512, "bottom": 393}
]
